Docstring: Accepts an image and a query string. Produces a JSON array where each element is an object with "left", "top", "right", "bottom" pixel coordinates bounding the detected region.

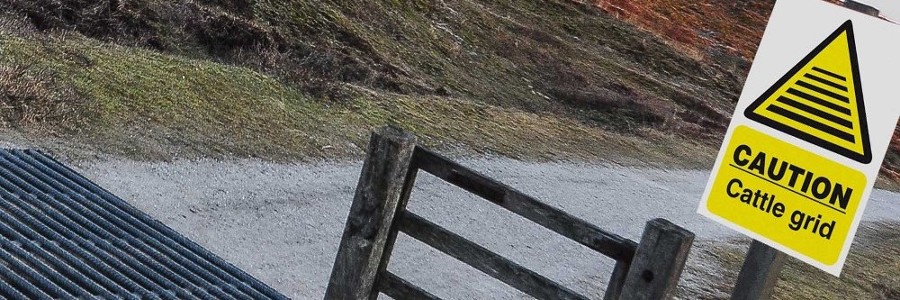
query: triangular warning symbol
[{"left": 745, "top": 21, "right": 871, "bottom": 164}]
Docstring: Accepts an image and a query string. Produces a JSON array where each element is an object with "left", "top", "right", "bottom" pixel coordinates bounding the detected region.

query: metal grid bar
[{"left": 0, "top": 149, "right": 289, "bottom": 300}]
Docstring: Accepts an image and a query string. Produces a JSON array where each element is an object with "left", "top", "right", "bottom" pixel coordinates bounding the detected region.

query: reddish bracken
[
  {"left": 584, "top": 0, "right": 900, "bottom": 179},
  {"left": 586, "top": 0, "right": 774, "bottom": 59}
]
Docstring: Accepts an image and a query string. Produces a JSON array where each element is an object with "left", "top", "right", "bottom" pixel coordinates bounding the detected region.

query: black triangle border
[{"left": 744, "top": 20, "right": 872, "bottom": 164}]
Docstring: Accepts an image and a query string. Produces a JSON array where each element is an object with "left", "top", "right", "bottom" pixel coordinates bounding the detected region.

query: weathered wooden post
[
  {"left": 325, "top": 126, "right": 417, "bottom": 300},
  {"left": 619, "top": 218, "right": 695, "bottom": 300},
  {"left": 603, "top": 261, "right": 630, "bottom": 300},
  {"left": 730, "top": 241, "right": 786, "bottom": 300}
]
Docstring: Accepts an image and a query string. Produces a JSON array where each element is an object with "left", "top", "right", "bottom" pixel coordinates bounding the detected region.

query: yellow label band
[{"left": 707, "top": 125, "right": 866, "bottom": 265}]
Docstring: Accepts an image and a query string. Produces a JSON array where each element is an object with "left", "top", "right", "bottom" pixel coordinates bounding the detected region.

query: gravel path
[{"left": 68, "top": 157, "right": 900, "bottom": 299}]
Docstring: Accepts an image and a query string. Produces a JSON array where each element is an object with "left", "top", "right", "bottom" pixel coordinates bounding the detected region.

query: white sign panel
[{"left": 697, "top": 0, "right": 900, "bottom": 276}]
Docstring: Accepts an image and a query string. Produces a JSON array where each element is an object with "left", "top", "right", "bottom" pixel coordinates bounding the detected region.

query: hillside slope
[
  {"left": 0, "top": 0, "right": 897, "bottom": 178},
  {"left": 587, "top": 0, "right": 900, "bottom": 181},
  {"left": 590, "top": 0, "right": 772, "bottom": 59},
  {"left": 0, "top": 0, "right": 739, "bottom": 164}
]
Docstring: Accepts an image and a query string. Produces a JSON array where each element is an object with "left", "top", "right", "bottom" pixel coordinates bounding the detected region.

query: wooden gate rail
[
  {"left": 398, "top": 211, "right": 589, "bottom": 300},
  {"left": 326, "top": 126, "right": 695, "bottom": 300},
  {"left": 412, "top": 147, "right": 639, "bottom": 262}
]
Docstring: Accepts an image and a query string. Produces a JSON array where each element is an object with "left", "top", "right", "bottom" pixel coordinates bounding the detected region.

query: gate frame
[{"left": 325, "top": 126, "right": 695, "bottom": 300}]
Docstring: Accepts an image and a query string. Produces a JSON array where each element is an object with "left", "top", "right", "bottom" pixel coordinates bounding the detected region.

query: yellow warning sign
[
  {"left": 707, "top": 125, "right": 865, "bottom": 264},
  {"left": 701, "top": 0, "right": 900, "bottom": 276},
  {"left": 745, "top": 21, "right": 872, "bottom": 163}
]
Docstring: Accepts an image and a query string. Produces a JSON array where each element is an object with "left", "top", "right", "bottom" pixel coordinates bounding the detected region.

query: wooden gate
[{"left": 325, "top": 126, "right": 695, "bottom": 300}]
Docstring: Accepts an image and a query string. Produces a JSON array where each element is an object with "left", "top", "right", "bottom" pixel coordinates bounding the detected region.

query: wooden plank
[
  {"left": 413, "top": 147, "right": 638, "bottom": 262},
  {"left": 620, "top": 218, "right": 694, "bottom": 300},
  {"left": 370, "top": 164, "right": 420, "bottom": 300},
  {"left": 603, "top": 260, "right": 630, "bottom": 300},
  {"left": 378, "top": 271, "right": 442, "bottom": 300},
  {"left": 325, "top": 126, "right": 417, "bottom": 300},
  {"left": 398, "top": 212, "right": 590, "bottom": 300},
  {"left": 730, "top": 240, "right": 786, "bottom": 300}
]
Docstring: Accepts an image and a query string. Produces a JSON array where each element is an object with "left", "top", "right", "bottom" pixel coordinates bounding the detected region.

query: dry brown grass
[
  {"left": 0, "top": 0, "right": 748, "bottom": 158},
  {"left": 0, "top": 63, "right": 80, "bottom": 129},
  {"left": 588, "top": 0, "right": 773, "bottom": 59},
  {"left": 680, "top": 222, "right": 900, "bottom": 299},
  {"left": 585, "top": 0, "right": 900, "bottom": 183}
]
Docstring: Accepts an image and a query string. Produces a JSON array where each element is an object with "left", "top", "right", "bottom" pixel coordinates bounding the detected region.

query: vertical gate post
[
  {"left": 620, "top": 218, "right": 695, "bottom": 300},
  {"left": 730, "top": 240, "right": 786, "bottom": 300},
  {"left": 603, "top": 260, "right": 629, "bottom": 300},
  {"left": 325, "top": 126, "right": 417, "bottom": 300}
]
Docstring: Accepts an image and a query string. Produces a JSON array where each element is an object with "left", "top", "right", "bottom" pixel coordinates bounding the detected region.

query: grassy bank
[
  {"left": 1, "top": 0, "right": 898, "bottom": 182},
  {"left": 679, "top": 222, "right": 900, "bottom": 299},
  {"left": 0, "top": 31, "right": 714, "bottom": 165},
  {"left": 0, "top": 0, "right": 746, "bottom": 163}
]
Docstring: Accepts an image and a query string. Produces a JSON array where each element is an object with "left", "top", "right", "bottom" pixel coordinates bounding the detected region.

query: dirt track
[{"left": 68, "top": 157, "right": 900, "bottom": 299}]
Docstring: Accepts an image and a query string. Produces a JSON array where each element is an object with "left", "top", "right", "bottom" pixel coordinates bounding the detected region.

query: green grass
[
  {"left": 2, "top": 33, "right": 333, "bottom": 159},
  {"left": 682, "top": 222, "right": 900, "bottom": 299},
  {"left": 771, "top": 222, "right": 900, "bottom": 299},
  {"left": 0, "top": 0, "right": 740, "bottom": 164},
  {"left": 1, "top": 0, "right": 898, "bottom": 189},
  {"left": 195, "top": 0, "right": 741, "bottom": 136},
  {"left": 0, "top": 32, "right": 716, "bottom": 165}
]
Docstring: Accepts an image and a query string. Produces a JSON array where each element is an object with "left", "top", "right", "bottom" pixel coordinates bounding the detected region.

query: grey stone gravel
[{"left": 68, "top": 157, "right": 899, "bottom": 299}]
